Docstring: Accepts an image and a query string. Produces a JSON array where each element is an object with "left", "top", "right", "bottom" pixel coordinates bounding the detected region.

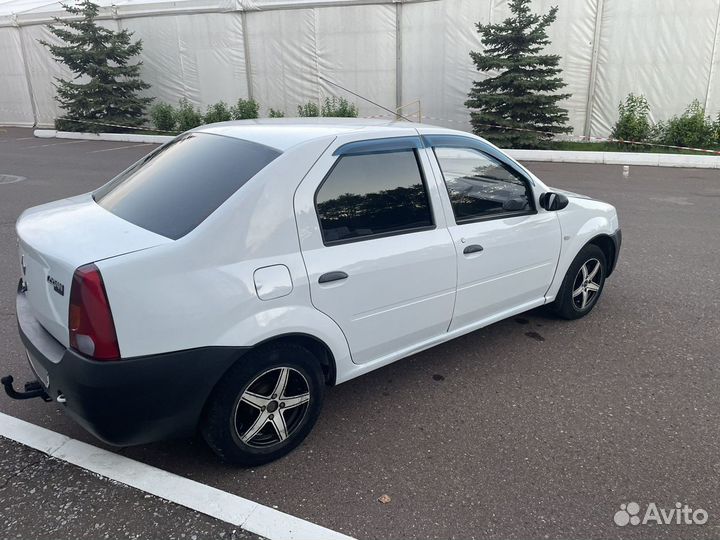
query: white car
[{"left": 5, "top": 119, "right": 620, "bottom": 465}]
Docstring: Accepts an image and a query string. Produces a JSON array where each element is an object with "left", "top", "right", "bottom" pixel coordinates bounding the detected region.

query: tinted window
[
  {"left": 434, "top": 147, "right": 533, "bottom": 222},
  {"left": 94, "top": 133, "right": 281, "bottom": 239},
  {"left": 315, "top": 150, "right": 433, "bottom": 244}
]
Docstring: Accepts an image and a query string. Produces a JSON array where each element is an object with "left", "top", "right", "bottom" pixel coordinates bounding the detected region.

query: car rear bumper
[{"left": 14, "top": 291, "right": 245, "bottom": 446}]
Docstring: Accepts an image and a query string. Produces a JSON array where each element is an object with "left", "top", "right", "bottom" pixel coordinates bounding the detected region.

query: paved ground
[
  {"left": 1, "top": 127, "right": 719, "bottom": 539},
  {"left": 0, "top": 437, "right": 260, "bottom": 539}
]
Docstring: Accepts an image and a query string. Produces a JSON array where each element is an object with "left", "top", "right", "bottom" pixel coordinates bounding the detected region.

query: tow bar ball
[{"left": 1, "top": 375, "right": 52, "bottom": 402}]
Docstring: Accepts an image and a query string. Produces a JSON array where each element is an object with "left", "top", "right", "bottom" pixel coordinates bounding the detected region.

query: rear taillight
[{"left": 68, "top": 264, "right": 120, "bottom": 360}]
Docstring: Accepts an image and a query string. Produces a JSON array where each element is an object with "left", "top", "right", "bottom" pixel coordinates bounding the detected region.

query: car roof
[{"left": 193, "top": 117, "right": 459, "bottom": 151}]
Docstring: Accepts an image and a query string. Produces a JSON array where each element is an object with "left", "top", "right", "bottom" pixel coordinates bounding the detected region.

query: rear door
[
  {"left": 422, "top": 134, "right": 562, "bottom": 332},
  {"left": 294, "top": 135, "right": 457, "bottom": 365}
]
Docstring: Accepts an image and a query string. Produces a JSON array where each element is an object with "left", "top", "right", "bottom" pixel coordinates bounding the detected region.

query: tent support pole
[
  {"left": 584, "top": 0, "right": 606, "bottom": 138},
  {"left": 395, "top": 1, "right": 402, "bottom": 115},
  {"left": 705, "top": 0, "right": 720, "bottom": 112},
  {"left": 16, "top": 23, "right": 39, "bottom": 127},
  {"left": 241, "top": 10, "right": 253, "bottom": 100}
]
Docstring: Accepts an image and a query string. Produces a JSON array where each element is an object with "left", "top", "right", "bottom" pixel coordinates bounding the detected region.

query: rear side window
[
  {"left": 315, "top": 150, "right": 433, "bottom": 244},
  {"left": 433, "top": 146, "right": 534, "bottom": 223},
  {"left": 94, "top": 133, "right": 281, "bottom": 239}
]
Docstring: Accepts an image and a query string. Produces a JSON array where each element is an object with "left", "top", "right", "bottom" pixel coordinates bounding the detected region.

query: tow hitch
[{"left": 1, "top": 375, "right": 52, "bottom": 402}]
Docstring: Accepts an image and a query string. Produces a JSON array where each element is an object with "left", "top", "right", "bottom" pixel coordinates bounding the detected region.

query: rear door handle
[
  {"left": 318, "top": 271, "right": 348, "bottom": 284},
  {"left": 463, "top": 244, "right": 484, "bottom": 255}
]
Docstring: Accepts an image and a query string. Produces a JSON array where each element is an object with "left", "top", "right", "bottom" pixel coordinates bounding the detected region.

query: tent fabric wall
[
  {"left": 1, "top": 0, "right": 719, "bottom": 140},
  {"left": 246, "top": 8, "right": 320, "bottom": 115},
  {"left": 122, "top": 13, "right": 248, "bottom": 109},
  {"left": 0, "top": 27, "right": 33, "bottom": 125},
  {"left": 591, "top": 0, "right": 720, "bottom": 137},
  {"left": 246, "top": 4, "right": 396, "bottom": 117},
  {"left": 400, "top": 0, "right": 493, "bottom": 128},
  {"left": 20, "top": 24, "right": 75, "bottom": 127},
  {"left": 315, "top": 4, "right": 396, "bottom": 118}
]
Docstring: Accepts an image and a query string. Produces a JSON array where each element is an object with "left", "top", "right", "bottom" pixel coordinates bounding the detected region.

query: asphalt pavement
[
  {"left": 0, "top": 436, "right": 262, "bottom": 540},
  {"left": 1, "top": 127, "right": 719, "bottom": 539}
]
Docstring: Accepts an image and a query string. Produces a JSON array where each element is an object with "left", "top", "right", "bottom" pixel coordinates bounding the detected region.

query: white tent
[{"left": 2, "top": 0, "right": 720, "bottom": 137}]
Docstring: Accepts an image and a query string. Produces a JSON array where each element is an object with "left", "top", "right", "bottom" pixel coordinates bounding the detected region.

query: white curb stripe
[
  {"left": 0, "top": 412, "right": 354, "bottom": 540},
  {"left": 34, "top": 129, "right": 173, "bottom": 145},
  {"left": 26, "top": 140, "right": 88, "bottom": 149},
  {"left": 88, "top": 143, "right": 154, "bottom": 153},
  {"left": 506, "top": 149, "right": 720, "bottom": 169}
]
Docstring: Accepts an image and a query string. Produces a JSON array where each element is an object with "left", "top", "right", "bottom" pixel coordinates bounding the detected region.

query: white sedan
[{"left": 6, "top": 119, "right": 621, "bottom": 465}]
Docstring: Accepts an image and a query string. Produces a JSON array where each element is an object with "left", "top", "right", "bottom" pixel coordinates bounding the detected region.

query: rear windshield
[{"left": 94, "top": 133, "right": 281, "bottom": 240}]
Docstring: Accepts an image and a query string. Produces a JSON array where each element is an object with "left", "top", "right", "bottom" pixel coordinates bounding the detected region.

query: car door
[
  {"left": 422, "top": 134, "right": 562, "bottom": 332},
  {"left": 294, "top": 135, "right": 457, "bottom": 365}
]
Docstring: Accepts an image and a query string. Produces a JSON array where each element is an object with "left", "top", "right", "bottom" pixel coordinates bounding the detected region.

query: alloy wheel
[
  {"left": 572, "top": 258, "right": 602, "bottom": 310},
  {"left": 233, "top": 367, "right": 310, "bottom": 448}
]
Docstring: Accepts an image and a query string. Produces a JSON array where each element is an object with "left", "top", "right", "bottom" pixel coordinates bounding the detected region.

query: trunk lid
[{"left": 16, "top": 194, "right": 171, "bottom": 346}]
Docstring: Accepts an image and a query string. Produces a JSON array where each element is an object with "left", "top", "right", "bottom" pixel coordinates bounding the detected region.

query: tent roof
[
  {"left": 0, "top": 0, "right": 228, "bottom": 19},
  {"left": 0, "top": 0, "right": 410, "bottom": 24}
]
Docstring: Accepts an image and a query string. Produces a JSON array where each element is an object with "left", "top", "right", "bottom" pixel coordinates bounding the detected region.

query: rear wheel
[
  {"left": 201, "top": 343, "right": 324, "bottom": 466},
  {"left": 549, "top": 244, "right": 607, "bottom": 320}
]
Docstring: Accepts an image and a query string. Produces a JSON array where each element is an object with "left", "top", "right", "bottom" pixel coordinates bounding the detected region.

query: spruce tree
[
  {"left": 466, "top": 0, "right": 571, "bottom": 148},
  {"left": 41, "top": 0, "right": 152, "bottom": 132}
]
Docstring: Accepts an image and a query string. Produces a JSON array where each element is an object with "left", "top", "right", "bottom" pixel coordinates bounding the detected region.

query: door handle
[
  {"left": 318, "top": 271, "right": 348, "bottom": 284},
  {"left": 463, "top": 244, "right": 484, "bottom": 255}
]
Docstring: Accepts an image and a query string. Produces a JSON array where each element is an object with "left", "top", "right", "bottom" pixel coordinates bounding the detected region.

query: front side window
[
  {"left": 94, "top": 133, "right": 281, "bottom": 240},
  {"left": 433, "top": 146, "right": 534, "bottom": 223},
  {"left": 315, "top": 150, "right": 433, "bottom": 244}
]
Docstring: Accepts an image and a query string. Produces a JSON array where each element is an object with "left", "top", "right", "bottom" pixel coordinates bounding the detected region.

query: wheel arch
[
  {"left": 587, "top": 233, "right": 617, "bottom": 276},
  {"left": 249, "top": 333, "right": 337, "bottom": 386}
]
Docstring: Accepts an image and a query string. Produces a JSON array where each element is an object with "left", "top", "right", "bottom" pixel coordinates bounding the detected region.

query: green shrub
[
  {"left": 655, "top": 100, "right": 716, "bottom": 149},
  {"left": 298, "top": 101, "right": 320, "bottom": 117},
  {"left": 268, "top": 108, "right": 285, "bottom": 118},
  {"left": 176, "top": 98, "right": 203, "bottom": 131},
  {"left": 231, "top": 98, "right": 259, "bottom": 120},
  {"left": 611, "top": 93, "right": 651, "bottom": 144},
  {"left": 204, "top": 101, "right": 233, "bottom": 124},
  {"left": 321, "top": 97, "right": 358, "bottom": 118},
  {"left": 150, "top": 102, "right": 177, "bottom": 132}
]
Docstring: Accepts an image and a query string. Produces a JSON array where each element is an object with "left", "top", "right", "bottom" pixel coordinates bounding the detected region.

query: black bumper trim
[
  {"left": 15, "top": 292, "right": 247, "bottom": 446},
  {"left": 608, "top": 228, "right": 622, "bottom": 276}
]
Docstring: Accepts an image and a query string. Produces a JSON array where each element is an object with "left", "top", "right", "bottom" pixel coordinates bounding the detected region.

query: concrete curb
[
  {"left": 34, "top": 129, "right": 173, "bottom": 144},
  {"left": 33, "top": 130, "right": 720, "bottom": 169},
  {"left": 507, "top": 149, "right": 720, "bottom": 169}
]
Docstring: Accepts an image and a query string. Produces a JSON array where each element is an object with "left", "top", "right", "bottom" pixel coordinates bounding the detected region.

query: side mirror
[{"left": 539, "top": 192, "right": 569, "bottom": 211}]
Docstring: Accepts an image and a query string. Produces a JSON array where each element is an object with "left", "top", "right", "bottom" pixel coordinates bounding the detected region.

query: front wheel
[
  {"left": 549, "top": 244, "right": 607, "bottom": 320},
  {"left": 201, "top": 343, "right": 325, "bottom": 466}
]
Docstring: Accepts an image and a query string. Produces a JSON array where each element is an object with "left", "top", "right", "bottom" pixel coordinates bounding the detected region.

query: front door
[
  {"left": 425, "top": 138, "right": 562, "bottom": 332},
  {"left": 294, "top": 136, "right": 457, "bottom": 365}
]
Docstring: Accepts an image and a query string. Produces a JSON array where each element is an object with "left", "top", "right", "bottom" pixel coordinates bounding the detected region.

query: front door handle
[
  {"left": 463, "top": 244, "right": 484, "bottom": 255},
  {"left": 318, "top": 271, "right": 349, "bottom": 284}
]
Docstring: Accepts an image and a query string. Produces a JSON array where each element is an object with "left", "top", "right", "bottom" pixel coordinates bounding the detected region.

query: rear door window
[
  {"left": 314, "top": 149, "right": 434, "bottom": 244},
  {"left": 94, "top": 133, "right": 281, "bottom": 240}
]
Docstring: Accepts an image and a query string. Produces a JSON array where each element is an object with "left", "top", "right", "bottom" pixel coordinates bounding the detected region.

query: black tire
[
  {"left": 201, "top": 343, "right": 325, "bottom": 466},
  {"left": 549, "top": 244, "right": 607, "bottom": 320}
]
